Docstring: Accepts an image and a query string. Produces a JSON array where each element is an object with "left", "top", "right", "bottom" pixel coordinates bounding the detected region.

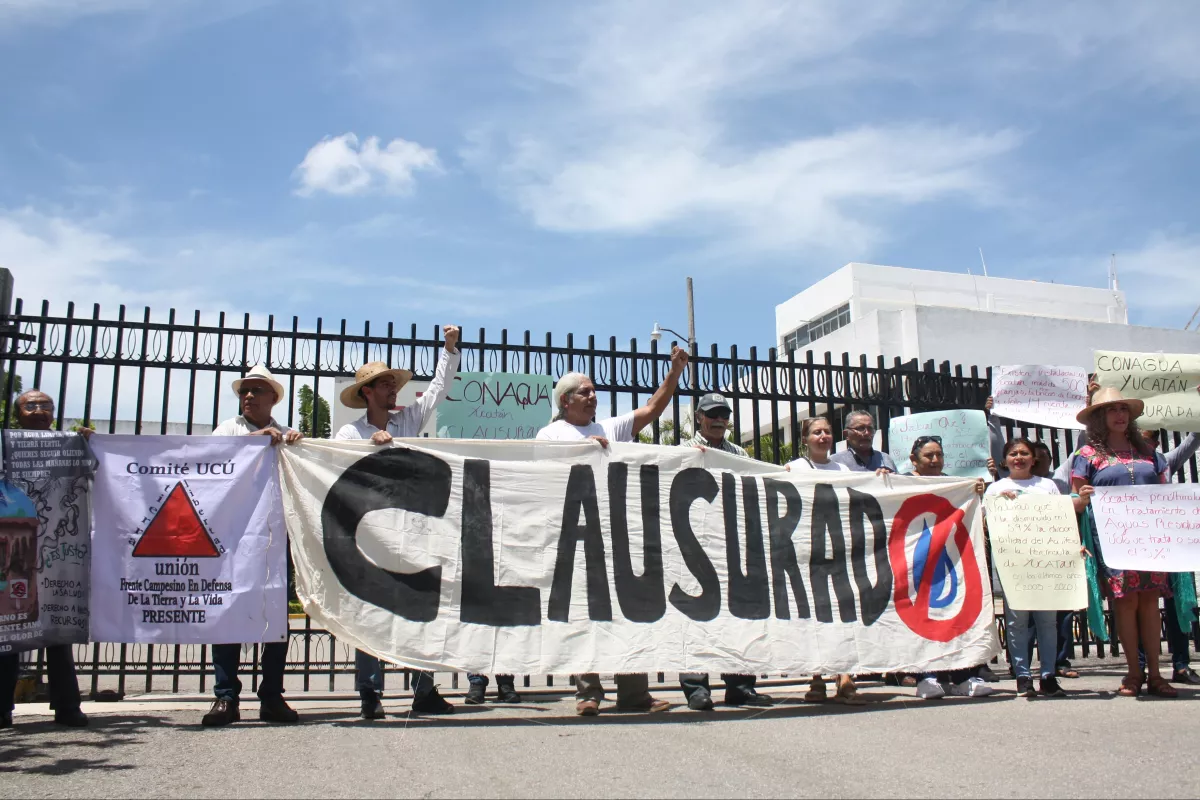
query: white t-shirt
[
  {"left": 984, "top": 476, "right": 1060, "bottom": 498},
  {"left": 786, "top": 456, "right": 851, "bottom": 472},
  {"left": 212, "top": 415, "right": 293, "bottom": 436},
  {"left": 536, "top": 411, "right": 636, "bottom": 444}
]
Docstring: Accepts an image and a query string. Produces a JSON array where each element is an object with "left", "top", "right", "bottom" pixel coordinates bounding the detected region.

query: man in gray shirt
[{"left": 830, "top": 410, "right": 897, "bottom": 472}]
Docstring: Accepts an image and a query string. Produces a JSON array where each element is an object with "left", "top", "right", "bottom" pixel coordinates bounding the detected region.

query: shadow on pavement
[{"left": 0, "top": 715, "right": 171, "bottom": 776}]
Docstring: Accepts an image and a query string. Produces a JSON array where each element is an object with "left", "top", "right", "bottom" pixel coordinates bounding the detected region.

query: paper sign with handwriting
[
  {"left": 991, "top": 365, "right": 1087, "bottom": 430},
  {"left": 984, "top": 494, "right": 1086, "bottom": 610},
  {"left": 1091, "top": 484, "right": 1200, "bottom": 571},
  {"left": 435, "top": 372, "right": 553, "bottom": 440},
  {"left": 888, "top": 409, "right": 991, "bottom": 479},
  {"left": 1094, "top": 351, "right": 1200, "bottom": 431}
]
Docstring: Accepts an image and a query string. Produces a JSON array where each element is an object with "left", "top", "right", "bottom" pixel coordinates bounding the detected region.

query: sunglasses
[
  {"left": 703, "top": 408, "right": 732, "bottom": 420},
  {"left": 21, "top": 401, "right": 53, "bottom": 411},
  {"left": 914, "top": 435, "right": 943, "bottom": 448},
  {"left": 237, "top": 386, "right": 272, "bottom": 397}
]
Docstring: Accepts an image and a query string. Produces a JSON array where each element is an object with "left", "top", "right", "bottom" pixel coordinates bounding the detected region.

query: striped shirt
[{"left": 683, "top": 430, "right": 748, "bottom": 457}]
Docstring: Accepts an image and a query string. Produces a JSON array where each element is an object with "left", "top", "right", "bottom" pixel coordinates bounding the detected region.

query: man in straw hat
[
  {"left": 202, "top": 365, "right": 303, "bottom": 727},
  {"left": 334, "top": 324, "right": 461, "bottom": 718}
]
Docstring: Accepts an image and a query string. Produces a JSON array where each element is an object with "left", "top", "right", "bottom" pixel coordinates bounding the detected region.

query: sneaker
[
  {"left": 1015, "top": 676, "right": 1037, "bottom": 697},
  {"left": 411, "top": 690, "right": 454, "bottom": 715},
  {"left": 951, "top": 677, "right": 994, "bottom": 698},
  {"left": 258, "top": 695, "right": 300, "bottom": 723},
  {"left": 916, "top": 677, "right": 945, "bottom": 700},
  {"left": 688, "top": 687, "right": 715, "bottom": 711},
  {"left": 495, "top": 683, "right": 521, "bottom": 704},
  {"left": 1039, "top": 676, "right": 1066, "bottom": 697},
  {"left": 1172, "top": 668, "right": 1200, "bottom": 685},
  {"left": 464, "top": 683, "right": 487, "bottom": 705}
]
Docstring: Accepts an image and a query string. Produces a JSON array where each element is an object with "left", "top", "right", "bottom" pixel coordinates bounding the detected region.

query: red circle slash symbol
[{"left": 890, "top": 494, "right": 983, "bottom": 642}]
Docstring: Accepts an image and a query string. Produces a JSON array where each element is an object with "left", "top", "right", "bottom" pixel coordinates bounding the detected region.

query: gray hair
[
  {"left": 845, "top": 409, "right": 876, "bottom": 428},
  {"left": 553, "top": 372, "right": 591, "bottom": 421}
]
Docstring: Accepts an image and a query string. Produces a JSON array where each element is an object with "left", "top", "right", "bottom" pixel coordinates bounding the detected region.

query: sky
[{"left": 2, "top": 0, "right": 1200, "bottom": 362}]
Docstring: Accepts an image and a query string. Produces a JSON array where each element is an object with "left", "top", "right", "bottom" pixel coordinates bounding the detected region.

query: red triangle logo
[{"left": 132, "top": 482, "right": 220, "bottom": 558}]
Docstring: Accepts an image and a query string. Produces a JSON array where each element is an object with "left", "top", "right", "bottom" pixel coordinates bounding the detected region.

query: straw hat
[
  {"left": 339, "top": 361, "right": 414, "bottom": 409},
  {"left": 231, "top": 365, "right": 285, "bottom": 407},
  {"left": 1076, "top": 386, "right": 1145, "bottom": 425}
]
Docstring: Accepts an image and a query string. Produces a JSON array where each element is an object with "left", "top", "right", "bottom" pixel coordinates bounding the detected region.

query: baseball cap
[{"left": 697, "top": 393, "right": 732, "bottom": 413}]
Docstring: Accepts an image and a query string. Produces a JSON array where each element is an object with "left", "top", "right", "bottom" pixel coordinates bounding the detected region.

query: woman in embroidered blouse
[{"left": 1071, "top": 388, "right": 1177, "bottom": 698}]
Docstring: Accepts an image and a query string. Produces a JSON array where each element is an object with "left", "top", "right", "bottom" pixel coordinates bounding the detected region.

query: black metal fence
[{"left": 2, "top": 297, "right": 1196, "bottom": 696}]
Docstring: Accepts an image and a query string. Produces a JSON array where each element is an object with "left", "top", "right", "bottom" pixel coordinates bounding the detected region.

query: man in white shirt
[
  {"left": 204, "top": 365, "right": 303, "bottom": 727},
  {"left": 536, "top": 345, "right": 688, "bottom": 716},
  {"left": 333, "top": 325, "right": 461, "bottom": 717}
]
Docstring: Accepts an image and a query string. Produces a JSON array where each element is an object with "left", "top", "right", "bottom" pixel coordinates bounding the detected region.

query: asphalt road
[{"left": 2, "top": 661, "right": 1197, "bottom": 799}]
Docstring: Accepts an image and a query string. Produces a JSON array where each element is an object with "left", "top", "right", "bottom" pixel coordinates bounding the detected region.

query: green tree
[
  {"left": 741, "top": 433, "right": 794, "bottom": 465},
  {"left": 297, "top": 384, "right": 331, "bottom": 439},
  {"left": 2, "top": 370, "right": 23, "bottom": 427}
]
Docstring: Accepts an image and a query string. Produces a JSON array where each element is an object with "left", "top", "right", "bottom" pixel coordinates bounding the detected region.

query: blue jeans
[
  {"left": 212, "top": 642, "right": 287, "bottom": 701},
  {"left": 357, "top": 650, "right": 436, "bottom": 700},
  {"left": 1006, "top": 607, "right": 1057, "bottom": 679},
  {"left": 467, "top": 673, "right": 515, "bottom": 687}
]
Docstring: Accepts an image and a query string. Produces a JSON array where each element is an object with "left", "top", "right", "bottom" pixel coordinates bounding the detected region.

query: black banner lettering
[
  {"left": 668, "top": 468, "right": 721, "bottom": 621},
  {"left": 809, "top": 484, "right": 857, "bottom": 623},
  {"left": 547, "top": 465, "right": 613, "bottom": 622},
  {"left": 723, "top": 474, "right": 770, "bottom": 619},
  {"left": 848, "top": 487, "right": 893, "bottom": 626},
  {"left": 608, "top": 463, "right": 666, "bottom": 623},
  {"left": 765, "top": 478, "right": 810, "bottom": 619}
]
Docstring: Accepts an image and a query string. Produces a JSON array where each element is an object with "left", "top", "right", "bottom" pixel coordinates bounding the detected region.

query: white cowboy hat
[
  {"left": 339, "top": 361, "right": 414, "bottom": 410},
  {"left": 1076, "top": 386, "right": 1145, "bottom": 425},
  {"left": 231, "top": 365, "right": 286, "bottom": 407}
]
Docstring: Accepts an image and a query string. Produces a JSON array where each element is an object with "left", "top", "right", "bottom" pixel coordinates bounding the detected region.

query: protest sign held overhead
[
  {"left": 279, "top": 438, "right": 998, "bottom": 676},
  {"left": 1094, "top": 350, "right": 1200, "bottom": 431},
  {"left": 0, "top": 430, "right": 96, "bottom": 653},
  {"left": 888, "top": 410, "right": 991, "bottom": 480},
  {"left": 984, "top": 494, "right": 1086, "bottom": 611},
  {"left": 1090, "top": 483, "right": 1200, "bottom": 571},
  {"left": 88, "top": 435, "right": 287, "bottom": 644},
  {"left": 990, "top": 365, "right": 1088, "bottom": 430},
  {"left": 436, "top": 372, "right": 553, "bottom": 440}
]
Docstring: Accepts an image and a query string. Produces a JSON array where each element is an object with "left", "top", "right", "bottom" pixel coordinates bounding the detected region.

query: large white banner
[
  {"left": 89, "top": 435, "right": 288, "bottom": 643},
  {"left": 280, "top": 439, "right": 999, "bottom": 675},
  {"left": 1091, "top": 483, "right": 1200, "bottom": 571}
]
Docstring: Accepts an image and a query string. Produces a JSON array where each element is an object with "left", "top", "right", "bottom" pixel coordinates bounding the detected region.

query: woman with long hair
[
  {"left": 906, "top": 435, "right": 991, "bottom": 700},
  {"left": 785, "top": 418, "right": 863, "bottom": 706},
  {"left": 1071, "top": 388, "right": 1177, "bottom": 698}
]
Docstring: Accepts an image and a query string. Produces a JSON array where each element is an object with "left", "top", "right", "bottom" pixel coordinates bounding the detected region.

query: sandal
[
  {"left": 1146, "top": 676, "right": 1179, "bottom": 698},
  {"left": 804, "top": 676, "right": 828, "bottom": 703},
  {"left": 834, "top": 677, "right": 866, "bottom": 706},
  {"left": 1056, "top": 667, "right": 1080, "bottom": 679},
  {"left": 1117, "top": 674, "right": 1143, "bottom": 697}
]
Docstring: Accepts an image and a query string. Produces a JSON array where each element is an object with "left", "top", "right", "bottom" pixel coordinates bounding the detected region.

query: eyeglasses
[
  {"left": 846, "top": 425, "right": 875, "bottom": 434},
  {"left": 237, "top": 386, "right": 271, "bottom": 397},
  {"left": 703, "top": 408, "right": 731, "bottom": 420},
  {"left": 20, "top": 401, "right": 53, "bottom": 411}
]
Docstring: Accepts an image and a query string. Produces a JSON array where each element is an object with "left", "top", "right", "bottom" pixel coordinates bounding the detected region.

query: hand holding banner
[
  {"left": 1090, "top": 483, "right": 1200, "bottom": 571},
  {"left": 888, "top": 409, "right": 991, "bottom": 479},
  {"left": 1094, "top": 350, "right": 1200, "bottom": 431},
  {"left": 990, "top": 365, "right": 1087, "bottom": 430},
  {"left": 984, "top": 494, "right": 1086, "bottom": 610}
]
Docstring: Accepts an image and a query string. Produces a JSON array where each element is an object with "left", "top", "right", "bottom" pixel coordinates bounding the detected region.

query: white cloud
[
  {"left": 293, "top": 133, "right": 441, "bottom": 197},
  {"left": 1113, "top": 233, "right": 1200, "bottom": 321}
]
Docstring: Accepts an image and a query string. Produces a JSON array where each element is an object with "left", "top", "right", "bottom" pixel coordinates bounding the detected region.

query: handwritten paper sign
[
  {"left": 1094, "top": 350, "right": 1200, "bottom": 431},
  {"left": 888, "top": 409, "right": 991, "bottom": 479},
  {"left": 984, "top": 494, "right": 1086, "bottom": 610},
  {"left": 991, "top": 365, "right": 1087, "bottom": 430},
  {"left": 436, "top": 372, "right": 554, "bottom": 439},
  {"left": 1091, "top": 484, "right": 1200, "bottom": 571}
]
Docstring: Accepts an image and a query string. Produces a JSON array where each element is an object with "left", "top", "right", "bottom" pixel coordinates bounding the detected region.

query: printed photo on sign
[{"left": 89, "top": 435, "right": 287, "bottom": 644}]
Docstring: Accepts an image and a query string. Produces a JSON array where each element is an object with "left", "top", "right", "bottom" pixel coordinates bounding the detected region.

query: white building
[{"left": 774, "top": 262, "right": 1196, "bottom": 368}]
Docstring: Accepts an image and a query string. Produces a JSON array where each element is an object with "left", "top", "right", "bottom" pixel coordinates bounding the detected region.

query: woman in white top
[
  {"left": 786, "top": 418, "right": 862, "bottom": 706},
  {"left": 984, "top": 437, "right": 1089, "bottom": 699}
]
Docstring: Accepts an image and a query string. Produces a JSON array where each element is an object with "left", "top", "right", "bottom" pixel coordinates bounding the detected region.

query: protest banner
[
  {"left": 436, "top": 372, "right": 553, "bottom": 439},
  {"left": 279, "top": 439, "right": 998, "bottom": 675},
  {"left": 1090, "top": 483, "right": 1200, "bottom": 571},
  {"left": 888, "top": 410, "right": 991, "bottom": 479},
  {"left": 88, "top": 435, "right": 287, "bottom": 643},
  {"left": 1094, "top": 350, "right": 1200, "bottom": 431},
  {"left": 983, "top": 494, "right": 1086, "bottom": 610},
  {"left": 990, "top": 365, "right": 1087, "bottom": 430},
  {"left": 0, "top": 431, "right": 96, "bottom": 654}
]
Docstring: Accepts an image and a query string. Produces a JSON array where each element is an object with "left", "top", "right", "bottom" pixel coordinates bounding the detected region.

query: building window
[{"left": 783, "top": 303, "right": 850, "bottom": 353}]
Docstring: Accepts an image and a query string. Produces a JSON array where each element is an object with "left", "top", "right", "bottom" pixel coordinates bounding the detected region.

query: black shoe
[
  {"left": 1016, "top": 677, "right": 1036, "bottom": 697},
  {"left": 725, "top": 688, "right": 773, "bottom": 707},
  {"left": 495, "top": 684, "right": 521, "bottom": 704},
  {"left": 977, "top": 664, "right": 1000, "bottom": 683},
  {"left": 411, "top": 690, "right": 454, "bottom": 715},
  {"left": 1172, "top": 668, "right": 1200, "bottom": 685},
  {"left": 360, "top": 695, "right": 386, "bottom": 720},
  {"left": 1, "top": 711, "right": 12, "bottom": 728},
  {"left": 258, "top": 696, "right": 299, "bottom": 723},
  {"left": 688, "top": 687, "right": 714, "bottom": 711},
  {"left": 202, "top": 698, "right": 241, "bottom": 727},
  {"left": 52, "top": 708, "right": 89, "bottom": 728},
  {"left": 1039, "top": 676, "right": 1066, "bottom": 698},
  {"left": 465, "top": 683, "right": 487, "bottom": 705}
]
